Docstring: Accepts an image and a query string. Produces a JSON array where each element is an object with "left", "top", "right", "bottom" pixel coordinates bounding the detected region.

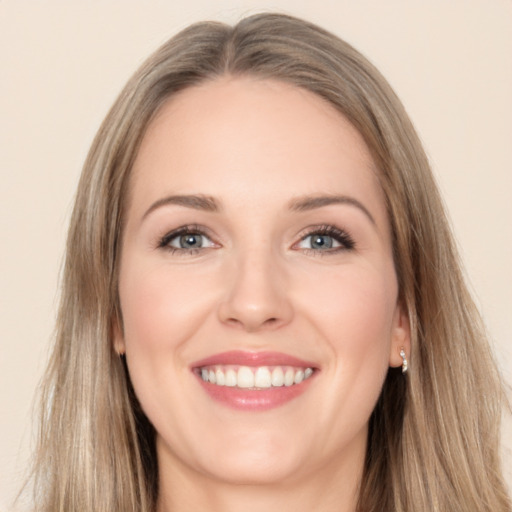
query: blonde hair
[{"left": 28, "top": 13, "right": 510, "bottom": 512}]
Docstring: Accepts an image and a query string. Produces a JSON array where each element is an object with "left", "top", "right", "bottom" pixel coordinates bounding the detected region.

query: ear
[
  {"left": 112, "top": 315, "right": 126, "bottom": 356},
  {"left": 388, "top": 301, "right": 411, "bottom": 368}
]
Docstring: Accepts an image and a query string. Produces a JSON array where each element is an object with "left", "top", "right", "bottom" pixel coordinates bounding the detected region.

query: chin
[
  {"left": 201, "top": 449, "right": 306, "bottom": 486},
  {"left": 157, "top": 427, "right": 309, "bottom": 486}
]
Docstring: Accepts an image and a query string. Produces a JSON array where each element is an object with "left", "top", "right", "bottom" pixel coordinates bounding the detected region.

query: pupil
[
  {"left": 180, "top": 234, "right": 200, "bottom": 248},
  {"left": 312, "top": 235, "right": 332, "bottom": 249}
]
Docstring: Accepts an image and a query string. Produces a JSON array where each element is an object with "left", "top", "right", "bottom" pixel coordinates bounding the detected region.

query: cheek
[
  {"left": 301, "top": 262, "right": 397, "bottom": 377},
  {"left": 117, "top": 259, "right": 215, "bottom": 436},
  {"left": 119, "top": 260, "right": 214, "bottom": 354},
  {"left": 303, "top": 265, "right": 398, "bottom": 437}
]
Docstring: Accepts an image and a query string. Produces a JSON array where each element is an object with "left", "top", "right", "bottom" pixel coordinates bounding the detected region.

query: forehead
[{"left": 129, "top": 76, "right": 385, "bottom": 220}]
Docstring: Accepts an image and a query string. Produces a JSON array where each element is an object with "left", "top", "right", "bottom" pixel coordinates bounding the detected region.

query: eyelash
[
  {"left": 158, "top": 224, "right": 215, "bottom": 255},
  {"left": 157, "top": 224, "right": 355, "bottom": 255},
  {"left": 296, "top": 224, "right": 356, "bottom": 254}
]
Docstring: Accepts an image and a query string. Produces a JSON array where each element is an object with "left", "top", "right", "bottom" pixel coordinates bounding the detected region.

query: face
[{"left": 115, "top": 77, "right": 409, "bottom": 489}]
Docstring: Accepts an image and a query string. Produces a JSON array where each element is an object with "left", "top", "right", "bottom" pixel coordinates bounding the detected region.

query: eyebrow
[
  {"left": 288, "top": 195, "right": 376, "bottom": 225},
  {"left": 142, "top": 194, "right": 220, "bottom": 221},
  {"left": 141, "top": 193, "right": 375, "bottom": 225}
]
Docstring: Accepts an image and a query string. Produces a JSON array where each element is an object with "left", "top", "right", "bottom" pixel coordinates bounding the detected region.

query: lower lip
[{"left": 195, "top": 375, "right": 315, "bottom": 411}]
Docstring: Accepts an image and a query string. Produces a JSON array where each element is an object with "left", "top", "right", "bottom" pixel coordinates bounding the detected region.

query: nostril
[{"left": 224, "top": 315, "right": 281, "bottom": 331}]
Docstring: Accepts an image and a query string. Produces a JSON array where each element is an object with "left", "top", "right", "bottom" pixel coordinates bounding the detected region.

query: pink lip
[
  {"left": 191, "top": 351, "right": 318, "bottom": 412},
  {"left": 192, "top": 350, "right": 317, "bottom": 369}
]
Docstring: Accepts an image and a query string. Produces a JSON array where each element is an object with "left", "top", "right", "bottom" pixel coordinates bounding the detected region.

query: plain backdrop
[{"left": 1, "top": 1, "right": 511, "bottom": 509}]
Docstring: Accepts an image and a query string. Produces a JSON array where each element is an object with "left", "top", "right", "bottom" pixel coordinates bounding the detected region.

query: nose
[{"left": 217, "top": 250, "right": 293, "bottom": 332}]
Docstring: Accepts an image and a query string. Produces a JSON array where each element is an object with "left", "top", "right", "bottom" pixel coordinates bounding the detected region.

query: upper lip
[{"left": 192, "top": 350, "right": 317, "bottom": 369}]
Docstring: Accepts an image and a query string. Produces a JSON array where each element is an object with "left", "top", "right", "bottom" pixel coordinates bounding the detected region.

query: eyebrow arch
[
  {"left": 288, "top": 195, "right": 376, "bottom": 225},
  {"left": 142, "top": 194, "right": 220, "bottom": 221}
]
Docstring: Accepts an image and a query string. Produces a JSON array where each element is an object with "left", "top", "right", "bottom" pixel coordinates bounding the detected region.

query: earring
[{"left": 400, "top": 348, "right": 408, "bottom": 374}]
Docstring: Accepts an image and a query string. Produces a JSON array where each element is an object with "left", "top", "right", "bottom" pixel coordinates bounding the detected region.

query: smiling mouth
[
  {"left": 192, "top": 351, "right": 318, "bottom": 410},
  {"left": 197, "top": 365, "right": 315, "bottom": 389}
]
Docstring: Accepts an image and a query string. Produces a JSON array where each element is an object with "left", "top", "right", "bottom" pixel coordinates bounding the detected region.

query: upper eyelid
[
  {"left": 161, "top": 224, "right": 212, "bottom": 237},
  {"left": 296, "top": 224, "right": 352, "bottom": 238}
]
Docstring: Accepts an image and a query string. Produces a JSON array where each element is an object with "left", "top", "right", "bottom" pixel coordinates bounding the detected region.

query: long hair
[{"left": 29, "top": 13, "right": 510, "bottom": 512}]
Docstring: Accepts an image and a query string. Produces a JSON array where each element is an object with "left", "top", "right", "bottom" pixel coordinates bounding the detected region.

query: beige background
[{"left": 1, "top": 1, "right": 511, "bottom": 509}]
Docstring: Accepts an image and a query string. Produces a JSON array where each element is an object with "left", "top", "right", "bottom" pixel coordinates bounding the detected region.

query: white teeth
[
  {"left": 271, "top": 367, "right": 284, "bottom": 387},
  {"left": 254, "top": 367, "right": 272, "bottom": 388},
  {"left": 199, "top": 365, "right": 314, "bottom": 389},
  {"left": 215, "top": 368, "right": 225, "bottom": 386},
  {"left": 237, "top": 366, "right": 255, "bottom": 388},
  {"left": 225, "top": 368, "right": 237, "bottom": 387},
  {"left": 294, "top": 369, "right": 305, "bottom": 384},
  {"left": 284, "top": 368, "right": 295, "bottom": 386}
]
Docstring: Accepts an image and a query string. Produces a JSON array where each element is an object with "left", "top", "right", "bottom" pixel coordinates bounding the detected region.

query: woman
[{"left": 28, "top": 13, "right": 510, "bottom": 512}]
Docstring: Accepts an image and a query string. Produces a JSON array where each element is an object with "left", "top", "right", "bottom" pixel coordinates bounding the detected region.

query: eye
[
  {"left": 159, "top": 226, "right": 216, "bottom": 253},
  {"left": 299, "top": 233, "right": 340, "bottom": 250},
  {"left": 169, "top": 233, "right": 212, "bottom": 249},
  {"left": 295, "top": 226, "right": 355, "bottom": 252}
]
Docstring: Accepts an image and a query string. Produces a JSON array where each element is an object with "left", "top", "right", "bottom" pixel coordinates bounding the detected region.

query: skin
[{"left": 114, "top": 77, "right": 410, "bottom": 512}]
